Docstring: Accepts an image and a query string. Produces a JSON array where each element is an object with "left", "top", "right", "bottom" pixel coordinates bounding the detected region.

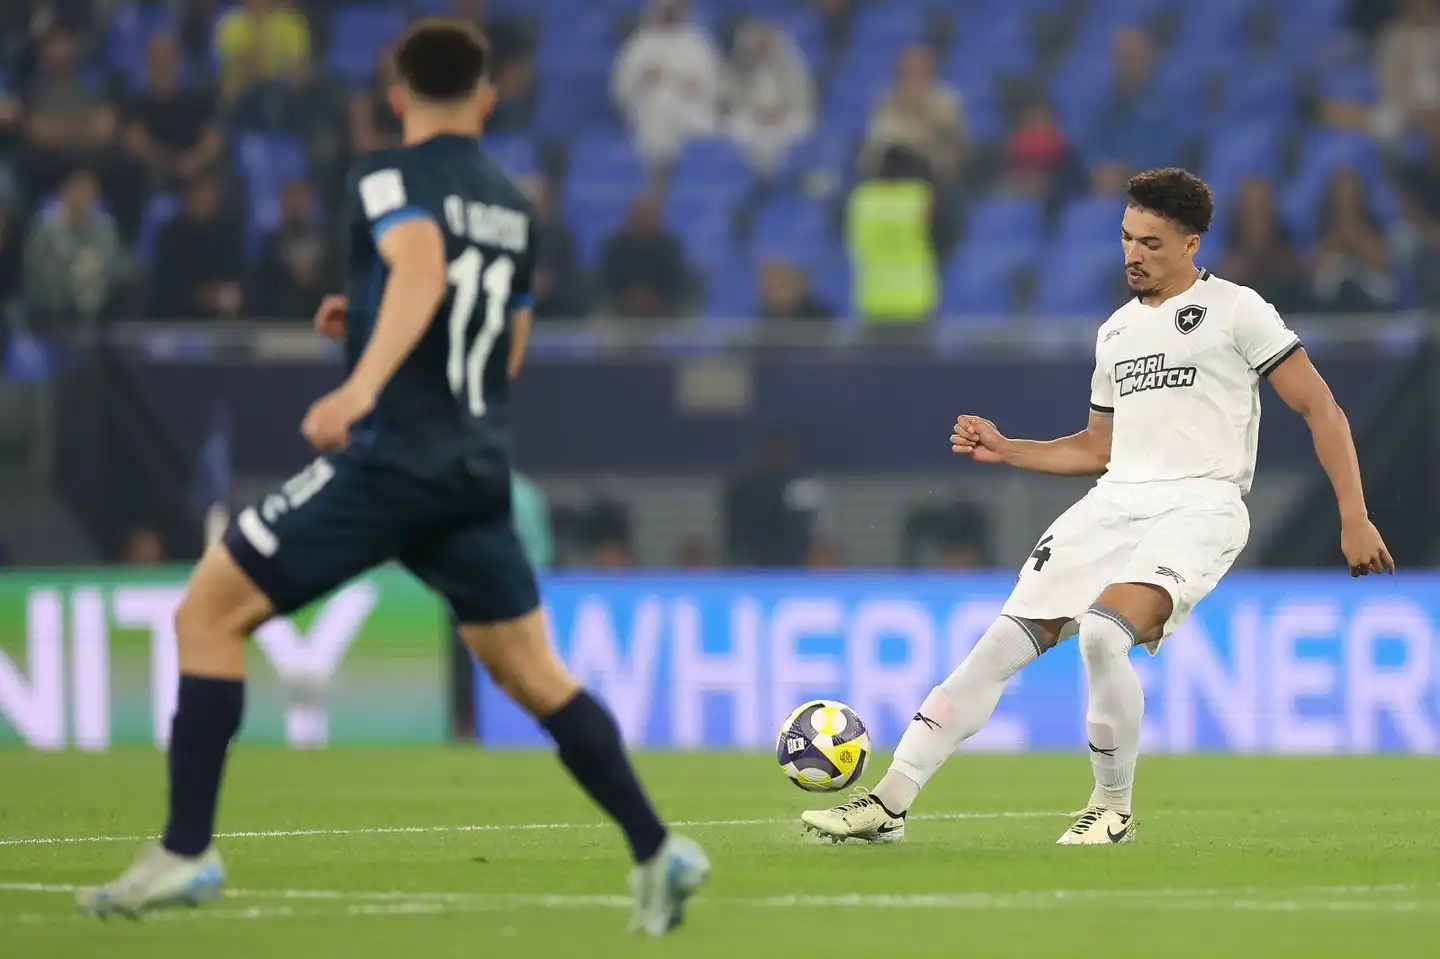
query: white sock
[
  {"left": 1078, "top": 606, "right": 1144, "bottom": 815},
  {"left": 873, "top": 615, "right": 1045, "bottom": 814}
]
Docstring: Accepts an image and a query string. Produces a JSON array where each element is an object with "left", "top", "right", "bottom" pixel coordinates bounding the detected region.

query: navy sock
[
  {"left": 161, "top": 675, "right": 245, "bottom": 857},
  {"left": 543, "top": 691, "right": 667, "bottom": 863}
]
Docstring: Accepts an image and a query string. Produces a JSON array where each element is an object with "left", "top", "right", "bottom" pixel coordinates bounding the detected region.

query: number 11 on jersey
[{"left": 446, "top": 246, "right": 514, "bottom": 417}]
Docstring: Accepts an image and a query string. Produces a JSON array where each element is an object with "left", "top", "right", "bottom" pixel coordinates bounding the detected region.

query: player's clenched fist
[
  {"left": 950, "top": 414, "right": 1009, "bottom": 464},
  {"left": 313, "top": 295, "right": 348, "bottom": 342},
  {"left": 301, "top": 383, "right": 375, "bottom": 452},
  {"left": 1341, "top": 516, "right": 1396, "bottom": 577}
]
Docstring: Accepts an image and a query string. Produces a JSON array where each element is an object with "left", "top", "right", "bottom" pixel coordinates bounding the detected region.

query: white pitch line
[
  {"left": 0, "top": 883, "right": 1436, "bottom": 922},
  {"left": 0, "top": 810, "right": 1068, "bottom": 849},
  {"left": 1, "top": 882, "right": 1429, "bottom": 903}
]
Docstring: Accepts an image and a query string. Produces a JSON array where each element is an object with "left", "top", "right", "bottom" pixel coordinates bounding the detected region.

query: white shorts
[{"left": 1000, "top": 478, "right": 1249, "bottom": 652}]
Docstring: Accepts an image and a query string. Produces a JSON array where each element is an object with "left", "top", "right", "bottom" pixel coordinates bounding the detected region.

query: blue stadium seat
[
  {"left": 781, "top": 8, "right": 829, "bottom": 68},
  {"left": 535, "top": 67, "right": 622, "bottom": 136},
  {"left": 807, "top": 246, "right": 851, "bottom": 318},
  {"left": 2, "top": 333, "right": 56, "bottom": 382},
  {"left": 565, "top": 188, "right": 642, "bottom": 266},
  {"left": 941, "top": 242, "right": 1034, "bottom": 317},
  {"left": 1057, "top": 194, "right": 1127, "bottom": 245},
  {"left": 663, "top": 190, "right": 736, "bottom": 273},
  {"left": 780, "top": 131, "right": 857, "bottom": 184},
  {"left": 850, "top": 6, "right": 927, "bottom": 57},
  {"left": 964, "top": 194, "right": 1044, "bottom": 246},
  {"left": 1070, "top": 0, "right": 1173, "bottom": 52},
  {"left": 1272, "top": 0, "right": 1348, "bottom": 28},
  {"left": 948, "top": 15, "right": 1037, "bottom": 79},
  {"left": 1203, "top": 122, "right": 1284, "bottom": 194},
  {"left": 703, "top": 248, "right": 758, "bottom": 321},
  {"left": 1047, "top": 52, "right": 1114, "bottom": 137},
  {"left": 568, "top": 132, "right": 646, "bottom": 182},
  {"left": 107, "top": 1, "right": 178, "bottom": 91},
  {"left": 483, "top": 134, "right": 539, "bottom": 179},
  {"left": 233, "top": 130, "right": 310, "bottom": 261},
  {"left": 669, "top": 137, "right": 755, "bottom": 203},
  {"left": 1214, "top": 59, "right": 1298, "bottom": 127},
  {"left": 753, "top": 194, "right": 831, "bottom": 256},
  {"left": 234, "top": 131, "right": 309, "bottom": 203},
  {"left": 326, "top": 5, "right": 410, "bottom": 87},
  {"left": 411, "top": 0, "right": 530, "bottom": 14},
  {"left": 564, "top": 136, "right": 648, "bottom": 266},
  {"left": 136, "top": 194, "right": 182, "bottom": 269},
  {"left": 1032, "top": 242, "right": 1119, "bottom": 317},
  {"left": 1319, "top": 64, "right": 1380, "bottom": 107},
  {"left": 822, "top": 67, "right": 892, "bottom": 140},
  {"left": 1296, "top": 129, "right": 1383, "bottom": 181},
  {"left": 1173, "top": 0, "right": 1252, "bottom": 48}
]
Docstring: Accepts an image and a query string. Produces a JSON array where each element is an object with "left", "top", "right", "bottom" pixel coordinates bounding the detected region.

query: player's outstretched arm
[
  {"left": 1265, "top": 348, "right": 1395, "bottom": 576},
  {"left": 950, "top": 411, "right": 1112, "bottom": 476},
  {"left": 347, "top": 218, "right": 449, "bottom": 398}
]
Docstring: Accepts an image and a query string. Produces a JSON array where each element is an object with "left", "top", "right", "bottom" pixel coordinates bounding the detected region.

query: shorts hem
[{"left": 222, "top": 523, "right": 305, "bottom": 616}]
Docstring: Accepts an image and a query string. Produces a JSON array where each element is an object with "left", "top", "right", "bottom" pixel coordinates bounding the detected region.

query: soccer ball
[{"left": 776, "top": 700, "right": 870, "bottom": 792}]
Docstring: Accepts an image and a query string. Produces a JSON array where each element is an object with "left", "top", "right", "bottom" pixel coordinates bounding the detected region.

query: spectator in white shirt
[
  {"left": 860, "top": 44, "right": 966, "bottom": 185},
  {"left": 611, "top": 0, "right": 722, "bottom": 166},
  {"left": 724, "top": 20, "right": 815, "bottom": 176},
  {"left": 1374, "top": 0, "right": 1440, "bottom": 144}
]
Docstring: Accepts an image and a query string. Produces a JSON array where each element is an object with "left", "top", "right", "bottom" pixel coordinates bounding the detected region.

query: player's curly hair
[
  {"left": 394, "top": 18, "right": 491, "bottom": 102},
  {"left": 1125, "top": 168, "right": 1214, "bottom": 236}
]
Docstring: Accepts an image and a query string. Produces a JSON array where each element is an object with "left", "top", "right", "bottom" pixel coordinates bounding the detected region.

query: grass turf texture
[{"left": 1, "top": 749, "right": 1437, "bottom": 958}]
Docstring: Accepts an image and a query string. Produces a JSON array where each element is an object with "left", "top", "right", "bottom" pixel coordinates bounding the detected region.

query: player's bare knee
[{"left": 1078, "top": 606, "right": 1143, "bottom": 659}]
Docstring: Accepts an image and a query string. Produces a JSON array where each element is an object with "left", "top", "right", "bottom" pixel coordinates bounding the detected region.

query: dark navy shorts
[{"left": 223, "top": 450, "right": 539, "bottom": 625}]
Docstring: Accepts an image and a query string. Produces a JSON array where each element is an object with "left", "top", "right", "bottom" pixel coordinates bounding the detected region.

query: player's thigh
[
  {"left": 1001, "top": 491, "right": 1138, "bottom": 626},
  {"left": 402, "top": 520, "right": 574, "bottom": 716},
  {"left": 224, "top": 454, "right": 402, "bottom": 619},
  {"left": 1115, "top": 499, "right": 1250, "bottom": 643},
  {"left": 174, "top": 541, "right": 277, "bottom": 675}
]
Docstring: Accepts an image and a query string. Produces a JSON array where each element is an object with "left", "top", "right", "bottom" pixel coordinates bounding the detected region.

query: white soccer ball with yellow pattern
[{"left": 776, "top": 700, "right": 870, "bottom": 792}]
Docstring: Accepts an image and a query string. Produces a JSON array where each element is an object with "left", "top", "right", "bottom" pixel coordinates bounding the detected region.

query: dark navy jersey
[{"left": 342, "top": 134, "right": 536, "bottom": 481}]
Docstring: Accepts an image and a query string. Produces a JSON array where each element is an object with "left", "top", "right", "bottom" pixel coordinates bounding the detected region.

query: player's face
[{"left": 1120, "top": 205, "right": 1198, "bottom": 296}]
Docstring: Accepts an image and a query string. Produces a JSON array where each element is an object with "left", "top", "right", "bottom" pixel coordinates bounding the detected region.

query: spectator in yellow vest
[
  {"left": 214, "top": 0, "right": 312, "bottom": 102},
  {"left": 845, "top": 146, "right": 938, "bottom": 334}
]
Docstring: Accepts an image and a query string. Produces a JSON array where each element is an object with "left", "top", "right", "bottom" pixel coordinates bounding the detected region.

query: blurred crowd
[{"left": 0, "top": 0, "right": 1437, "bottom": 361}]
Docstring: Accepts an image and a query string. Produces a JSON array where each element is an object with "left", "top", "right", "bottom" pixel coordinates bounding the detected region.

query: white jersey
[{"left": 1089, "top": 269, "right": 1301, "bottom": 495}]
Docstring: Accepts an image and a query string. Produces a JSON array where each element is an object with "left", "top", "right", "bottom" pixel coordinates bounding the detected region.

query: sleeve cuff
[
  {"left": 1256, "top": 339, "right": 1302, "bottom": 377},
  {"left": 371, "top": 206, "right": 435, "bottom": 243},
  {"left": 508, "top": 293, "right": 534, "bottom": 311},
  {"left": 1090, "top": 402, "right": 1114, "bottom": 415}
]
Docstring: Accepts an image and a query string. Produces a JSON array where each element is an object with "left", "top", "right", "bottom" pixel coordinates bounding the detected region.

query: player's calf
[
  {"left": 79, "top": 545, "right": 269, "bottom": 919},
  {"left": 464, "top": 611, "right": 696, "bottom": 906},
  {"left": 165, "top": 545, "right": 272, "bottom": 858}
]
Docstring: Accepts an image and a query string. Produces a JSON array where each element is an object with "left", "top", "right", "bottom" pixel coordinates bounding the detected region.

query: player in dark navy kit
[{"left": 78, "top": 19, "right": 709, "bottom": 935}]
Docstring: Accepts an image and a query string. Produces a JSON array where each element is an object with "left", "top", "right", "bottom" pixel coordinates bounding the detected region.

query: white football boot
[
  {"left": 1055, "top": 806, "right": 1135, "bottom": 845},
  {"left": 76, "top": 842, "right": 226, "bottom": 918},
  {"left": 628, "top": 834, "right": 710, "bottom": 936},
  {"left": 801, "top": 792, "right": 906, "bottom": 844}
]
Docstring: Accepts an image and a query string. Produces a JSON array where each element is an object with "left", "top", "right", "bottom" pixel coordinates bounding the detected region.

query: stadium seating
[{"left": 53, "top": 0, "right": 1412, "bottom": 335}]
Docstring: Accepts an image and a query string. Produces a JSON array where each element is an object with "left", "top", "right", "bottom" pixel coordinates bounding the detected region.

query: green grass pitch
[{"left": 1, "top": 748, "right": 1437, "bottom": 957}]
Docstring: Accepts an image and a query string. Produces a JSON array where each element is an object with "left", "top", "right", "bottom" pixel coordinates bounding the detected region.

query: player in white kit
[{"left": 802, "top": 168, "right": 1394, "bottom": 846}]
